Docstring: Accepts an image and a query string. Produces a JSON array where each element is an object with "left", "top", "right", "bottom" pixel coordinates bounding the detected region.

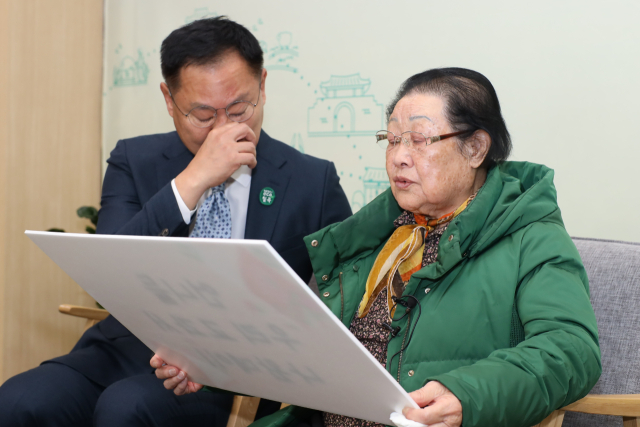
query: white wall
[{"left": 103, "top": 0, "right": 640, "bottom": 242}]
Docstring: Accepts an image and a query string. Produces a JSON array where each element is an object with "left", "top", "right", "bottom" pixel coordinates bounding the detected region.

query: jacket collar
[
  {"left": 307, "top": 161, "right": 561, "bottom": 281},
  {"left": 244, "top": 131, "right": 291, "bottom": 241},
  {"left": 305, "top": 188, "right": 402, "bottom": 277},
  {"left": 162, "top": 131, "right": 191, "bottom": 159},
  {"left": 154, "top": 130, "right": 295, "bottom": 243}
]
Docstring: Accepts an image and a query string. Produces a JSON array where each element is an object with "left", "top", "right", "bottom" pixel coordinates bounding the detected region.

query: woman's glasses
[{"left": 375, "top": 129, "right": 471, "bottom": 151}]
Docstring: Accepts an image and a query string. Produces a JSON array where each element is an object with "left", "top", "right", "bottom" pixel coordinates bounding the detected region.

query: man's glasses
[
  {"left": 375, "top": 129, "right": 471, "bottom": 151},
  {"left": 168, "top": 85, "right": 261, "bottom": 128}
]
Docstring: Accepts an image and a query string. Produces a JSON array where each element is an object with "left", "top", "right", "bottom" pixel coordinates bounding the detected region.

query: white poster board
[{"left": 26, "top": 231, "right": 417, "bottom": 424}]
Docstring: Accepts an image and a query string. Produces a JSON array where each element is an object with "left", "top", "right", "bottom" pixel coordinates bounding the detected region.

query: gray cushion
[{"left": 561, "top": 237, "right": 640, "bottom": 427}]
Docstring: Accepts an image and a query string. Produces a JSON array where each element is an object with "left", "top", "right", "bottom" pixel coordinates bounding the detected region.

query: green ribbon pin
[{"left": 259, "top": 187, "right": 275, "bottom": 206}]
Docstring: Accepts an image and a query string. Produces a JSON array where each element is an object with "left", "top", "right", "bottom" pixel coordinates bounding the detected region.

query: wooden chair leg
[
  {"left": 623, "top": 417, "right": 640, "bottom": 427},
  {"left": 226, "top": 396, "right": 261, "bottom": 427},
  {"left": 533, "top": 410, "right": 565, "bottom": 427}
]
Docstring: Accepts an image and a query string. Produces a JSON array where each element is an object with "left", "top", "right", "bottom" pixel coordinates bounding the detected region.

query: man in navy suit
[{"left": 0, "top": 17, "right": 351, "bottom": 427}]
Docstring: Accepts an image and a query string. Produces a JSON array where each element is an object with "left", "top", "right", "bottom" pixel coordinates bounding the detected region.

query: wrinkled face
[
  {"left": 161, "top": 51, "right": 266, "bottom": 155},
  {"left": 385, "top": 93, "right": 479, "bottom": 218}
]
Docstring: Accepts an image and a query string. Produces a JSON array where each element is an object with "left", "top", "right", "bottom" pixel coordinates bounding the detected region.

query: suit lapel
[
  {"left": 157, "top": 132, "right": 193, "bottom": 237},
  {"left": 245, "top": 132, "right": 291, "bottom": 242},
  {"left": 155, "top": 131, "right": 290, "bottom": 241},
  {"left": 157, "top": 132, "right": 194, "bottom": 193}
]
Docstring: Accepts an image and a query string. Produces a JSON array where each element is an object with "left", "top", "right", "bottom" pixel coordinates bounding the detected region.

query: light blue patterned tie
[{"left": 190, "top": 183, "right": 232, "bottom": 239}]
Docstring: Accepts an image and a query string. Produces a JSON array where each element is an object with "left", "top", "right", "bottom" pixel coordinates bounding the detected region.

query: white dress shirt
[{"left": 170, "top": 165, "right": 252, "bottom": 239}]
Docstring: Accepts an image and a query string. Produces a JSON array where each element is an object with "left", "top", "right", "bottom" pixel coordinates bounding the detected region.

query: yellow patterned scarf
[{"left": 357, "top": 196, "right": 474, "bottom": 319}]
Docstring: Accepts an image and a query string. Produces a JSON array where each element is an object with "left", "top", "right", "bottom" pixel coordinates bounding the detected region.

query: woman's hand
[
  {"left": 403, "top": 381, "right": 462, "bottom": 427},
  {"left": 150, "top": 354, "right": 203, "bottom": 395}
]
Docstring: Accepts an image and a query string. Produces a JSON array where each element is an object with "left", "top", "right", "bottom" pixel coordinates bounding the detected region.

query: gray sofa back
[{"left": 562, "top": 237, "right": 640, "bottom": 427}]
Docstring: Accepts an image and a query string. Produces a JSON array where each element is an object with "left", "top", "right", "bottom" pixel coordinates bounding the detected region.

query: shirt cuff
[{"left": 171, "top": 179, "right": 197, "bottom": 224}]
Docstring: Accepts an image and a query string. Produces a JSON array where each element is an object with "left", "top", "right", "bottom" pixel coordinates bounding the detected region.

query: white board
[{"left": 26, "top": 231, "right": 418, "bottom": 424}]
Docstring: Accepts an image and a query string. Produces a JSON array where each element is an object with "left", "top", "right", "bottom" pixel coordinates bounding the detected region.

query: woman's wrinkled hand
[
  {"left": 403, "top": 381, "right": 462, "bottom": 427},
  {"left": 150, "top": 354, "right": 203, "bottom": 396}
]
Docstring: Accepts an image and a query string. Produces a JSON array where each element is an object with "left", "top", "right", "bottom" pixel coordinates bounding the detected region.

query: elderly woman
[
  {"left": 258, "top": 67, "right": 600, "bottom": 427},
  {"left": 157, "top": 68, "right": 601, "bottom": 427}
]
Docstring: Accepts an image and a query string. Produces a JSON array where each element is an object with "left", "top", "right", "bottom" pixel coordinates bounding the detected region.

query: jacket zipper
[
  {"left": 397, "top": 312, "right": 411, "bottom": 382},
  {"left": 338, "top": 272, "right": 344, "bottom": 322}
]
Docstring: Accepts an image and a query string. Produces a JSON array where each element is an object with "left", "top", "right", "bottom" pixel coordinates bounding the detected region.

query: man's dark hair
[
  {"left": 387, "top": 67, "right": 511, "bottom": 167},
  {"left": 161, "top": 16, "right": 263, "bottom": 90}
]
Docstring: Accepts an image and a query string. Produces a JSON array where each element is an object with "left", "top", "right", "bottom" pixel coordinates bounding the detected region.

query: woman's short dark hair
[
  {"left": 387, "top": 68, "right": 511, "bottom": 167},
  {"left": 161, "top": 16, "right": 263, "bottom": 90}
]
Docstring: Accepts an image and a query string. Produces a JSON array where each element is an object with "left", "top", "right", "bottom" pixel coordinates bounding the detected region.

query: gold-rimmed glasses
[
  {"left": 168, "top": 85, "right": 261, "bottom": 128},
  {"left": 375, "top": 129, "right": 471, "bottom": 151}
]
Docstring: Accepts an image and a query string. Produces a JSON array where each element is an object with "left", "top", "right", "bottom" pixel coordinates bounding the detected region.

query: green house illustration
[
  {"left": 308, "top": 74, "right": 384, "bottom": 137},
  {"left": 351, "top": 167, "right": 390, "bottom": 210},
  {"left": 113, "top": 49, "right": 149, "bottom": 87}
]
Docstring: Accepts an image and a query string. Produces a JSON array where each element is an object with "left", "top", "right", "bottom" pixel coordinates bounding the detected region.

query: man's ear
[
  {"left": 160, "top": 82, "right": 175, "bottom": 118},
  {"left": 260, "top": 68, "right": 267, "bottom": 106},
  {"left": 468, "top": 130, "right": 491, "bottom": 169}
]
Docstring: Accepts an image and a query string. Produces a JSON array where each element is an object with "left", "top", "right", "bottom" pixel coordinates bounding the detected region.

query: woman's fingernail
[
  {"left": 178, "top": 371, "right": 185, "bottom": 379},
  {"left": 169, "top": 369, "right": 176, "bottom": 376}
]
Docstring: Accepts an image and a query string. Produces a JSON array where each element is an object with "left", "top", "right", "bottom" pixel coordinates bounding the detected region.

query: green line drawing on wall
[
  {"left": 308, "top": 74, "right": 384, "bottom": 137},
  {"left": 264, "top": 32, "right": 298, "bottom": 73},
  {"left": 113, "top": 49, "right": 149, "bottom": 87},
  {"left": 290, "top": 133, "right": 304, "bottom": 153},
  {"left": 252, "top": 17, "right": 264, "bottom": 32},
  {"left": 185, "top": 7, "right": 218, "bottom": 24},
  {"left": 351, "top": 167, "right": 389, "bottom": 211}
]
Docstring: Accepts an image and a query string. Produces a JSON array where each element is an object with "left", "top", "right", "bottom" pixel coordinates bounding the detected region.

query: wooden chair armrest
[
  {"left": 561, "top": 394, "right": 640, "bottom": 417},
  {"left": 58, "top": 304, "right": 109, "bottom": 321},
  {"left": 534, "top": 409, "right": 565, "bottom": 427},
  {"left": 226, "top": 396, "right": 261, "bottom": 427}
]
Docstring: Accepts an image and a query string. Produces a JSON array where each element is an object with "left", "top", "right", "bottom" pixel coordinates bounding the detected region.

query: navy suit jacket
[{"left": 48, "top": 130, "right": 352, "bottom": 387}]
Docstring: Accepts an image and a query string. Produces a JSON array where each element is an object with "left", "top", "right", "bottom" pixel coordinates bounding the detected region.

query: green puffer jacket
[{"left": 251, "top": 161, "right": 601, "bottom": 427}]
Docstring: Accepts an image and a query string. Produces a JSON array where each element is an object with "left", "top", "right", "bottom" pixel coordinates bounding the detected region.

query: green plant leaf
[
  {"left": 47, "top": 228, "right": 65, "bottom": 233},
  {"left": 85, "top": 226, "right": 96, "bottom": 234},
  {"left": 77, "top": 206, "right": 99, "bottom": 226}
]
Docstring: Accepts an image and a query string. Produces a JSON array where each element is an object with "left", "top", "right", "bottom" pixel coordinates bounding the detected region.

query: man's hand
[
  {"left": 150, "top": 354, "right": 203, "bottom": 396},
  {"left": 402, "top": 381, "right": 462, "bottom": 427},
  {"left": 175, "top": 122, "right": 258, "bottom": 209}
]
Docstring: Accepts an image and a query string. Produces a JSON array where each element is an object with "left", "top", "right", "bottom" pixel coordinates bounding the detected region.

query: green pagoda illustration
[
  {"left": 351, "top": 167, "right": 390, "bottom": 211},
  {"left": 265, "top": 32, "right": 298, "bottom": 73},
  {"left": 308, "top": 74, "right": 384, "bottom": 137}
]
